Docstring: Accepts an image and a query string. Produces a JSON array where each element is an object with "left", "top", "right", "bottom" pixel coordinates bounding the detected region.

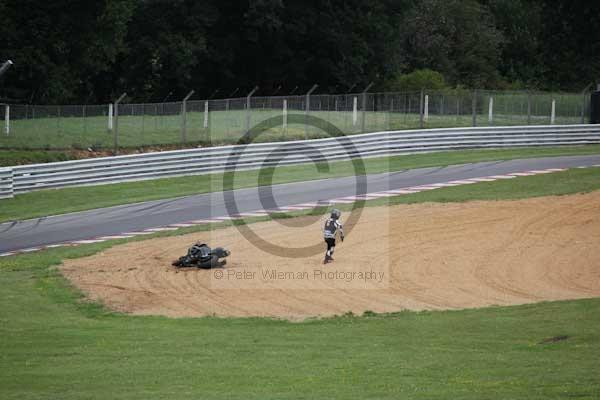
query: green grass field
[
  {"left": 1, "top": 170, "right": 599, "bottom": 399},
  {"left": 1, "top": 144, "right": 600, "bottom": 223},
  {"left": 0, "top": 149, "right": 79, "bottom": 167},
  {"left": 1, "top": 90, "right": 586, "bottom": 150}
]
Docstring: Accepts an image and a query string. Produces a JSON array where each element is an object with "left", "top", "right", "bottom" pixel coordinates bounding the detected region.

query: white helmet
[{"left": 330, "top": 209, "right": 341, "bottom": 220}]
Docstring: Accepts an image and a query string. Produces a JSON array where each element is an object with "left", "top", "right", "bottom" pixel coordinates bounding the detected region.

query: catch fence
[{"left": 0, "top": 89, "right": 591, "bottom": 152}]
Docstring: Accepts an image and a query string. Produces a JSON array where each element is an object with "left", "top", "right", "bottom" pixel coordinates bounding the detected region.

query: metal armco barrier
[
  {"left": 0, "top": 167, "right": 13, "bottom": 199},
  {"left": 2, "top": 125, "right": 600, "bottom": 198}
]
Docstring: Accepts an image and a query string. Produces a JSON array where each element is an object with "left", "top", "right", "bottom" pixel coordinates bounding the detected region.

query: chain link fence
[{"left": 0, "top": 89, "right": 592, "bottom": 152}]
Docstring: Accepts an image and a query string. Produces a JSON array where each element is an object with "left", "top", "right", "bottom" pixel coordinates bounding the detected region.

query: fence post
[
  {"left": 361, "top": 82, "right": 373, "bottom": 133},
  {"left": 305, "top": 84, "right": 318, "bottom": 139},
  {"left": 419, "top": 90, "right": 424, "bottom": 128},
  {"left": 488, "top": 96, "right": 494, "bottom": 125},
  {"left": 424, "top": 94, "right": 429, "bottom": 122},
  {"left": 581, "top": 91, "right": 588, "bottom": 124},
  {"left": 4, "top": 104, "right": 9, "bottom": 136},
  {"left": 181, "top": 90, "right": 195, "bottom": 144},
  {"left": 527, "top": 91, "right": 532, "bottom": 125},
  {"left": 456, "top": 97, "right": 460, "bottom": 121},
  {"left": 387, "top": 97, "right": 393, "bottom": 130},
  {"left": 471, "top": 90, "right": 477, "bottom": 127},
  {"left": 245, "top": 86, "right": 259, "bottom": 136},
  {"left": 203, "top": 101, "right": 209, "bottom": 128},
  {"left": 352, "top": 96, "right": 358, "bottom": 126},
  {"left": 282, "top": 99, "right": 288, "bottom": 137},
  {"left": 551, "top": 99, "right": 556, "bottom": 124},
  {"left": 108, "top": 103, "right": 113, "bottom": 130},
  {"left": 141, "top": 104, "right": 145, "bottom": 135},
  {"left": 113, "top": 92, "right": 127, "bottom": 155},
  {"left": 83, "top": 104, "right": 87, "bottom": 134},
  {"left": 578, "top": 83, "right": 594, "bottom": 124}
]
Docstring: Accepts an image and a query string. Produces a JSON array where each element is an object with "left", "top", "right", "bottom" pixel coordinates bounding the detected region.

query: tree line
[{"left": 0, "top": 0, "right": 598, "bottom": 104}]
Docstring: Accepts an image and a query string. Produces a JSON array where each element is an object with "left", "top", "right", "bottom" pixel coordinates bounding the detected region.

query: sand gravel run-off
[{"left": 61, "top": 192, "right": 600, "bottom": 320}]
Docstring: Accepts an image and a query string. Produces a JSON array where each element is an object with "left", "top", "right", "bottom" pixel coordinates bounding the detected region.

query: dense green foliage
[
  {"left": 0, "top": 0, "right": 598, "bottom": 104},
  {"left": 386, "top": 69, "right": 448, "bottom": 91}
]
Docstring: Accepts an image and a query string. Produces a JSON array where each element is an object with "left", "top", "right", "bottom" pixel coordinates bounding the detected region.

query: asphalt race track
[{"left": 1, "top": 154, "right": 599, "bottom": 254}]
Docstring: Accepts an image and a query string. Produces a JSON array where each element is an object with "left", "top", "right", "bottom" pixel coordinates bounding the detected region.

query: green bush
[{"left": 386, "top": 69, "right": 448, "bottom": 92}]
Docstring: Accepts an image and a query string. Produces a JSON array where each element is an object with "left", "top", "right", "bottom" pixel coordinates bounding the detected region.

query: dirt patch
[{"left": 61, "top": 192, "right": 600, "bottom": 320}]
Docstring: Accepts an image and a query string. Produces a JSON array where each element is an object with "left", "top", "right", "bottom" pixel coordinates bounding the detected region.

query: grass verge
[
  {"left": 1, "top": 144, "right": 600, "bottom": 223},
  {"left": 0, "top": 149, "right": 78, "bottom": 167}
]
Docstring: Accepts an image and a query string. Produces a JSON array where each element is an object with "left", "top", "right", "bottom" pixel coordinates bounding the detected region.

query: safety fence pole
[
  {"left": 361, "top": 82, "right": 373, "bottom": 133},
  {"left": 471, "top": 90, "right": 477, "bottom": 127},
  {"left": 305, "top": 84, "right": 318, "bottom": 139},
  {"left": 245, "top": 86, "right": 259, "bottom": 136},
  {"left": 113, "top": 92, "right": 127, "bottom": 155},
  {"left": 352, "top": 96, "right": 358, "bottom": 126},
  {"left": 282, "top": 99, "right": 288, "bottom": 137},
  {"left": 419, "top": 90, "right": 424, "bottom": 128},
  {"left": 181, "top": 90, "right": 195, "bottom": 144},
  {"left": 108, "top": 103, "right": 113, "bottom": 130},
  {"left": 527, "top": 91, "right": 532, "bottom": 125},
  {"left": 203, "top": 101, "right": 209, "bottom": 129},
  {"left": 579, "top": 83, "right": 593, "bottom": 124},
  {"left": 83, "top": 104, "right": 87, "bottom": 134},
  {"left": 4, "top": 104, "right": 9, "bottom": 136}
]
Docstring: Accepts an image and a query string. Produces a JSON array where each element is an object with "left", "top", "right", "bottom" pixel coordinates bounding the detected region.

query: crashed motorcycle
[{"left": 172, "top": 243, "right": 230, "bottom": 269}]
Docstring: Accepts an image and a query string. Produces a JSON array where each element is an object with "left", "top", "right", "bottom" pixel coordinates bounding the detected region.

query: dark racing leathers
[{"left": 323, "top": 218, "right": 344, "bottom": 263}]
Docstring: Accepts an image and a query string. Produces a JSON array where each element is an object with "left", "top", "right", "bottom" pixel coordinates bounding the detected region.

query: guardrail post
[
  {"left": 245, "top": 86, "right": 259, "bottom": 136},
  {"left": 488, "top": 96, "right": 494, "bottom": 125},
  {"left": 471, "top": 90, "right": 477, "bottom": 127},
  {"left": 305, "top": 84, "right": 318, "bottom": 139},
  {"left": 4, "top": 104, "right": 9, "bottom": 136},
  {"left": 361, "top": 82, "right": 373, "bottom": 133},
  {"left": 113, "top": 92, "right": 127, "bottom": 155},
  {"left": 551, "top": 99, "right": 556, "bottom": 124},
  {"left": 181, "top": 90, "right": 195, "bottom": 144},
  {"left": 424, "top": 94, "right": 429, "bottom": 122}
]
